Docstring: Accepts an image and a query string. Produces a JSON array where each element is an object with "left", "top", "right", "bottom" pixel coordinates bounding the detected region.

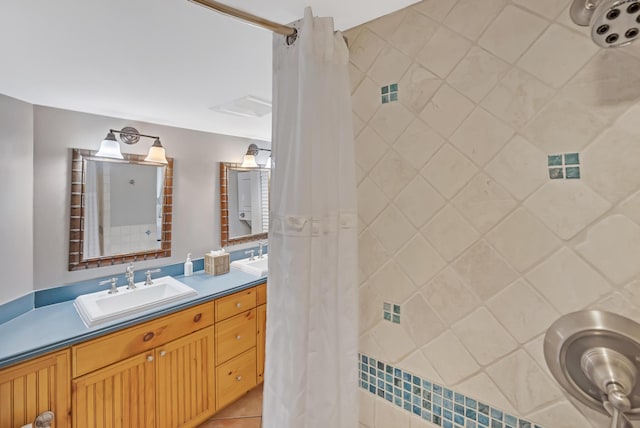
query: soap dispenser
[{"left": 184, "top": 253, "right": 193, "bottom": 277}]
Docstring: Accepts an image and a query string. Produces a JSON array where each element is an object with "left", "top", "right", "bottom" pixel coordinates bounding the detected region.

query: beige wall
[
  {"left": 349, "top": 0, "right": 640, "bottom": 427},
  {"left": 0, "top": 94, "right": 33, "bottom": 304}
]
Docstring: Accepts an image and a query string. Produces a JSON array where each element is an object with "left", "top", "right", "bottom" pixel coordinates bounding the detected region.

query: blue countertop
[{"left": 0, "top": 269, "right": 266, "bottom": 369}]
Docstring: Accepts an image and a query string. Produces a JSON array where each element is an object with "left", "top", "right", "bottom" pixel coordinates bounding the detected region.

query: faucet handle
[
  {"left": 145, "top": 269, "right": 161, "bottom": 286},
  {"left": 99, "top": 277, "right": 119, "bottom": 294},
  {"left": 244, "top": 249, "right": 255, "bottom": 260}
]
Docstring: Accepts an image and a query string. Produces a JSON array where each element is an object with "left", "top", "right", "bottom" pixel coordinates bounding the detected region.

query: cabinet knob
[
  {"left": 193, "top": 313, "right": 202, "bottom": 322},
  {"left": 160, "top": 350, "right": 167, "bottom": 357},
  {"left": 236, "top": 302, "right": 242, "bottom": 308},
  {"left": 236, "top": 335, "right": 242, "bottom": 341},
  {"left": 147, "top": 355, "right": 154, "bottom": 362},
  {"left": 236, "top": 375, "right": 242, "bottom": 381},
  {"left": 143, "top": 332, "right": 155, "bottom": 342}
]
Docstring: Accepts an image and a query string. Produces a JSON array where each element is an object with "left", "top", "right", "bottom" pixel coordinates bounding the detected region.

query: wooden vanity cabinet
[
  {"left": 0, "top": 349, "right": 71, "bottom": 428},
  {"left": 71, "top": 302, "right": 216, "bottom": 428},
  {"left": 0, "top": 282, "right": 267, "bottom": 428},
  {"left": 256, "top": 283, "right": 267, "bottom": 384}
]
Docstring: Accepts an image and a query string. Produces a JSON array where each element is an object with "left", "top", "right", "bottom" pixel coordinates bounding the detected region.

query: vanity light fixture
[
  {"left": 96, "top": 127, "right": 168, "bottom": 164},
  {"left": 240, "top": 143, "right": 271, "bottom": 168}
]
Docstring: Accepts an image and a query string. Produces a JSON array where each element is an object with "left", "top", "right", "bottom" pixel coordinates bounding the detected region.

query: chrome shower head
[{"left": 570, "top": 0, "right": 640, "bottom": 47}]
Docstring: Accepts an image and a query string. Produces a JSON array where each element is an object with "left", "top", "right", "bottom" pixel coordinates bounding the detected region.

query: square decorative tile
[
  {"left": 565, "top": 166, "right": 580, "bottom": 179},
  {"left": 547, "top": 155, "right": 562, "bottom": 167},
  {"left": 564, "top": 153, "right": 579, "bottom": 165},
  {"left": 548, "top": 168, "right": 563, "bottom": 179}
]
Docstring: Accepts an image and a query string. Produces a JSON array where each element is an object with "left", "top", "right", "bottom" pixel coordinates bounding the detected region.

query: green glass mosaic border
[{"left": 359, "top": 353, "right": 543, "bottom": 428}]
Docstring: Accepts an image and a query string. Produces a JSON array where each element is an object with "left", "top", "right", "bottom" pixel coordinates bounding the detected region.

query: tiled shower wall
[{"left": 347, "top": 1, "right": 640, "bottom": 427}]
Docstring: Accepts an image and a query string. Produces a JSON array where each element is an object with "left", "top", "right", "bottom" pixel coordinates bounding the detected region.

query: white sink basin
[
  {"left": 74, "top": 276, "right": 197, "bottom": 327},
  {"left": 231, "top": 255, "right": 268, "bottom": 276}
]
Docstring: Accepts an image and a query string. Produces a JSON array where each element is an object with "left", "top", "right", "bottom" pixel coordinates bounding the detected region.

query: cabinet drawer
[
  {"left": 215, "top": 288, "right": 256, "bottom": 322},
  {"left": 72, "top": 301, "right": 214, "bottom": 378},
  {"left": 216, "top": 348, "right": 257, "bottom": 410},
  {"left": 215, "top": 309, "right": 256, "bottom": 365},
  {"left": 256, "top": 283, "right": 267, "bottom": 306}
]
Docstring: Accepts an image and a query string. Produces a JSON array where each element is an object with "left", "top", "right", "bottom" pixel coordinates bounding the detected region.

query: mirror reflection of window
[{"left": 227, "top": 169, "right": 269, "bottom": 240}]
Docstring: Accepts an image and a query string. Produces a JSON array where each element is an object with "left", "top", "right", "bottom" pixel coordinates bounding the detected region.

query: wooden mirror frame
[
  {"left": 220, "top": 162, "right": 268, "bottom": 248},
  {"left": 68, "top": 148, "right": 174, "bottom": 271}
]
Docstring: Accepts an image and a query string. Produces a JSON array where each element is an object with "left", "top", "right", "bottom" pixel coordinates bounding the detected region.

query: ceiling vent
[{"left": 209, "top": 95, "right": 272, "bottom": 118}]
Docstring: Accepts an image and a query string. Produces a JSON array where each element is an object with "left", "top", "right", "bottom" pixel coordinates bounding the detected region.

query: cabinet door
[
  {"left": 155, "top": 327, "right": 215, "bottom": 428},
  {"left": 72, "top": 352, "right": 155, "bottom": 428},
  {"left": 0, "top": 350, "right": 70, "bottom": 428},
  {"left": 256, "top": 304, "right": 266, "bottom": 384}
]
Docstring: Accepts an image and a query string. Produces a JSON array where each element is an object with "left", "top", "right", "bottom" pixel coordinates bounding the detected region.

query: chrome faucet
[
  {"left": 258, "top": 241, "right": 267, "bottom": 259},
  {"left": 245, "top": 249, "right": 255, "bottom": 261},
  {"left": 125, "top": 263, "right": 136, "bottom": 290},
  {"left": 144, "top": 269, "right": 161, "bottom": 285},
  {"left": 99, "top": 277, "right": 119, "bottom": 294}
]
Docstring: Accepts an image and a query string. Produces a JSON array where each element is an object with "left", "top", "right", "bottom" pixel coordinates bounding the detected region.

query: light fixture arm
[{"left": 110, "top": 128, "right": 160, "bottom": 142}]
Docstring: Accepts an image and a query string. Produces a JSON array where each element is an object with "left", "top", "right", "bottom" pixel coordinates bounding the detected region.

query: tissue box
[{"left": 205, "top": 253, "right": 230, "bottom": 276}]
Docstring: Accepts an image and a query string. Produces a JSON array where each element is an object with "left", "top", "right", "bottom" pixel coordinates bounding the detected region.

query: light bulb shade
[
  {"left": 241, "top": 154, "right": 258, "bottom": 168},
  {"left": 264, "top": 156, "right": 272, "bottom": 169},
  {"left": 144, "top": 138, "right": 168, "bottom": 164},
  {"left": 96, "top": 132, "right": 123, "bottom": 159}
]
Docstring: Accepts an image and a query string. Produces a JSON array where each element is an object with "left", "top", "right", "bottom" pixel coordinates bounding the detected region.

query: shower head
[{"left": 570, "top": 0, "right": 640, "bottom": 47}]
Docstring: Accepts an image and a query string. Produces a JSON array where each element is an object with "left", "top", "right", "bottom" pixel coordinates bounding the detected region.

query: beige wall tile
[
  {"left": 447, "top": 47, "right": 510, "bottom": 103},
  {"left": 369, "top": 149, "right": 417, "bottom": 198},
  {"left": 369, "top": 260, "right": 417, "bottom": 304},
  {"left": 390, "top": 11, "right": 439, "bottom": 57},
  {"left": 487, "top": 279, "right": 559, "bottom": 343},
  {"left": 357, "top": 177, "right": 388, "bottom": 225},
  {"left": 393, "top": 119, "right": 445, "bottom": 170},
  {"left": 452, "top": 308, "right": 518, "bottom": 365},
  {"left": 517, "top": 24, "right": 598, "bottom": 88},
  {"left": 402, "top": 293, "right": 447, "bottom": 347},
  {"left": 371, "top": 321, "right": 417, "bottom": 364},
  {"left": 422, "top": 267, "right": 481, "bottom": 325},
  {"left": 576, "top": 215, "right": 640, "bottom": 285},
  {"left": 421, "top": 144, "right": 477, "bottom": 199},
  {"left": 513, "top": 0, "right": 570, "bottom": 20},
  {"left": 419, "top": 84, "right": 474, "bottom": 137},
  {"left": 421, "top": 205, "right": 480, "bottom": 262},
  {"left": 526, "top": 247, "right": 611, "bottom": 313},
  {"left": 524, "top": 180, "right": 611, "bottom": 240},
  {"left": 398, "top": 64, "right": 443, "bottom": 114},
  {"left": 450, "top": 107, "right": 514, "bottom": 166},
  {"left": 422, "top": 331, "right": 480, "bottom": 384},
  {"left": 416, "top": 26, "right": 472, "bottom": 79},
  {"left": 371, "top": 205, "right": 416, "bottom": 254},
  {"left": 367, "top": 46, "right": 412, "bottom": 86},
  {"left": 394, "top": 176, "right": 445, "bottom": 228},
  {"left": 452, "top": 174, "right": 517, "bottom": 233},
  {"left": 396, "top": 235, "right": 446, "bottom": 286},
  {"left": 479, "top": 5, "right": 549, "bottom": 63},
  {"left": 486, "top": 208, "right": 560, "bottom": 272},
  {"left": 444, "top": 0, "right": 507, "bottom": 41}
]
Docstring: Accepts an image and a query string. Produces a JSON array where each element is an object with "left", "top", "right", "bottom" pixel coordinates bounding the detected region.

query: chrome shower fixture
[
  {"left": 545, "top": 310, "right": 640, "bottom": 428},
  {"left": 570, "top": 0, "right": 640, "bottom": 47}
]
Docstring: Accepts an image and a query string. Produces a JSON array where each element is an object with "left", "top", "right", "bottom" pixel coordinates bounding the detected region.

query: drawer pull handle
[
  {"left": 236, "top": 335, "right": 242, "bottom": 340},
  {"left": 147, "top": 355, "right": 154, "bottom": 362},
  {"left": 236, "top": 375, "right": 242, "bottom": 381},
  {"left": 160, "top": 351, "right": 167, "bottom": 357},
  {"left": 236, "top": 302, "right": 242, "bottom": 308},
  {"left": 143, "top": 332, "right": 155, "bottom": 342},
  {"left": 193, "top": 313, "right": 202, "bottom": 322}
]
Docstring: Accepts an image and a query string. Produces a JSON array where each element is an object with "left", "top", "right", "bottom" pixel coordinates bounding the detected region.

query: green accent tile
[
  {"left": 564, "top": 153, "right": 580, "bottom": 165},
  {"left": 392, "top": 314, "right": 401, "bottom": 324},
  {"left": 549, "top": 168, "right": 564, "bottom": 179},
  {"left": 566, "top": 166, "right": 580, "bottom": 179},
  {"left": 393, "top": 304, "right": 401, "bottom": 314},
  {"left": 381, "top": 86, "right": 389, "bottom": 95},
  {"left": 390, "top": 92, "right": 399, "bottom": 102},
  {"left": 384, "top": 311, "right": 392, "bottom": 321},
  {"left": 390, "top": 83, "right": 398, "bottom": 92},
  {"left": 382, "top": 95, "right": 389, "bottom": 104},
  {"left": 547, "top": 155, "right": 562, "bottom": 166}
]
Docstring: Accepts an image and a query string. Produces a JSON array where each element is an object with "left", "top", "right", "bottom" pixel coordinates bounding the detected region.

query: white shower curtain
[{"left": 263, "top": 7, "right": 359, "bottom": 428}]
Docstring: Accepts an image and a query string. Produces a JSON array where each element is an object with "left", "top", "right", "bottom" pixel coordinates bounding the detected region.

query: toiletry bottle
[{"left": 184, "top": 253, "right": 193, "bottom": 276}]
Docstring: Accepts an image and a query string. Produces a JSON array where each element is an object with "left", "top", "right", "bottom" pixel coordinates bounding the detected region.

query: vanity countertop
[{"left": 0, "top": 269, "right": 266, "bottom": 370}]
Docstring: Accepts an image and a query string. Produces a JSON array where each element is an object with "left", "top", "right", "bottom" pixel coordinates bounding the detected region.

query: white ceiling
[{"left": 0, "top": 0, "right": 416, "bottom": 141}]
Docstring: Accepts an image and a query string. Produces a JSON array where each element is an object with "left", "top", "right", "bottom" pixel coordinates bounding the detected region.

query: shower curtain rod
[{"left": 188, "top": 0, "right": 298, "bottom": 38}]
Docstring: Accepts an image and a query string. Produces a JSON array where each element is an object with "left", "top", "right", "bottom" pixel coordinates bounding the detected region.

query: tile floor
[{"left": 197, "top": 384, "right": 263, "bottom": 427}]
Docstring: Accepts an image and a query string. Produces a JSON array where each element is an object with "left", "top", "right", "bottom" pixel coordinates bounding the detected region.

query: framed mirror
[
  {"left": 220, "top": 162, "right": 269, "bottom": 248},
  {"left": 68, "top": 148, "right": 174, "bottom": 271}
]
